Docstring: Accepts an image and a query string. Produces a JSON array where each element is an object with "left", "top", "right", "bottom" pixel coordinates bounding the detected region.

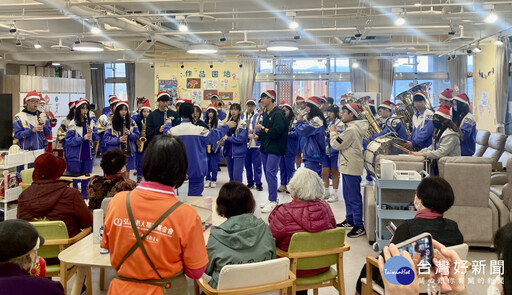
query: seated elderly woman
[
  {"left": 205, "top": 181, "right": 275, "bottom": 289},
  {"left": 269, "top": 167, "right": 336, "bottom": 283},
  {"left": 87, "top": 149, "right": 136, "bottom": 210},
  {"left": 101, "top": 135, "right": 208, "bottom": 294},
  {"left": 355, "top": 176, "right": 464, "bottom": 294}
]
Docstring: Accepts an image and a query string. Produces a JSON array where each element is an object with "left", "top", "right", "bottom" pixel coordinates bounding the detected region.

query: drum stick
[{"left": 391, "top": 143, "right": 412, "bottom": 154}]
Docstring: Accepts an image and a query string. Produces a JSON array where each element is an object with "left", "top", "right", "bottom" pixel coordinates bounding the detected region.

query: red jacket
[
  {"left": 268, "top": 199, "right": 336, "bottom": 252},
  {"left": 17, "top": 180, "right": 93, "bottom": 237}
]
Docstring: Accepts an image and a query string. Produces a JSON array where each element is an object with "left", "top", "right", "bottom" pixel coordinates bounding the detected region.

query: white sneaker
[
  {"left": 360, "top": 180, "right": 373, "bottom": 187},
  {"left": 277, "top": 185, "right": 287, "bottom": 192},
  {"left": 323, "top": 190, "right": 330, "bottom": 199},
  {"left": 327, "top": 195, "right": 338, "bottom": 203},
  {"left": 204, "top": 181, "right": 211, "bottom": 188},
  {"left": 210, "top": 182, "right": 217, "bottom": 188},
  {"left": 261, "top": 201, "right": 278, "bottom": 213},
  {"left": 260, "top": 201, "right": 270, "bottom": 208}
]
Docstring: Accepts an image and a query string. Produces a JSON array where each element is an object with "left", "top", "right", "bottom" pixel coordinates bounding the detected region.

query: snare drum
[{"left": 364, "top": 136, "right": 408, "bottom": 177}]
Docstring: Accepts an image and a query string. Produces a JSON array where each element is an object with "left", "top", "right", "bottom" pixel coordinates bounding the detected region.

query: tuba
[
  {"left": 394, "top": 82, "right": 434, "bottom": 137},
  {"left": 358, "top": 103, "right": 382, "bottom": 141},
  {"left": 137, "top": 118, "right": 147, "bottom": 152}
]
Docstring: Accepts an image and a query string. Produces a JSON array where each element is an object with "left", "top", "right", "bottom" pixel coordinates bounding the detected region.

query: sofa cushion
[
  {"left": 444, "top": 206, "right": 493, "bottom": 245},
  {"left": 490, "top": 185, "right": 504, "bottom": 200},
  {"left": 474, "top": 130, "right": 490, "bottom": 157},
  {"left": 482, "top": 133, "right": 506, "bottom": 162},
  {"left": 497, "top": 136, "right": 512, "bottom": 167}
]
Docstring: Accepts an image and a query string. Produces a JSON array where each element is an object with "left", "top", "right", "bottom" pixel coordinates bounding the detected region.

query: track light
[
  {"left": 34, "top": 41, "right": 41, "bottom": 49},
  {"left": 484, "top": 11, "right": 498, "bottom": 24},
  {"left": 289, "top": 18, "right": 299, "bottom": 29},
  {"left": 495, "top": 38, "right": 504, "bottom": 46},
  {"left": 352, "top": 61, "right": 360, "bottom": 69},
  {"left": 394, "top": 10, "right": 406, "bottom": 26},
  {"left": 178, "top": 23, "right": 188, "bottom": 32},
  {"left": 75, "top": 38, "right": 81, "bottom": 45},
  {"left": 293, "top": 34, "right": 301, "bottom": 40},
  {"left": 473, "top": 44, "right": 481, "bottom": 53},
  {"left": 15, "top": 39, "right": 22, "bottom": 46},
  {"left": 9, "top": 23, "right": 16, "bottom": 34}
]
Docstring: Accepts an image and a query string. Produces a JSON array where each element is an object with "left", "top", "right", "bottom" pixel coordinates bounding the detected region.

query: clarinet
[
  {"left": 86, "top": 114, "right": 96, "bottom": 156},
  {"left": 121, "top": 116, "right": 128, "bottom": 153},
  {"left": 36, "top": 111, "right": 48, "bottom": 149}
]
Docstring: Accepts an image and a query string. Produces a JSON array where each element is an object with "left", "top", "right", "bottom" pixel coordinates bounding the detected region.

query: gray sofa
[
  {"left": 473, "top": 130, "right": 491, "bottom": 157},
  {"left": 490, "top": 158, "right": 512, "bottom": 228}
]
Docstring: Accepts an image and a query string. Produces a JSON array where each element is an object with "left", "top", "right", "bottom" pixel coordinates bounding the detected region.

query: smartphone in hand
[{"left": 394, "top": 233, "right": 433, "bottom": 266}]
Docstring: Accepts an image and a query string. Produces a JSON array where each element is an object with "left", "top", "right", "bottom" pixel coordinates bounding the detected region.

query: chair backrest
[
  {"left": 439, "top": 156, "right": 492, "bottom": 207},
  {"left": 474, "top": 130, "right": 491, "bottom": 157},
  {"left": 482, "top": 132, "right": 506, "bottom": 162},
  {"left": 30, "top": 221, "right": 69, "bottom": 260},
  {"left": 446, "top": 243, "right": 469, "bottom": 260},
  {"left": 498, "top": 136, "right": 512, "bottom": 168},
  {"left": 20, "top": 168, "right": 34, "bottom": 185},
  {"left": 217, "top": 257, "right": 290, "bottom": 295},
  {"left": 288, "top": 228, "right": 345, "bottom": 270},
  {"left": 101, "top": 197, "right": 112, "bottom": 213}
]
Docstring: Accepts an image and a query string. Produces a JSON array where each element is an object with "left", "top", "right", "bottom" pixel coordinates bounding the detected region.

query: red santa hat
[
  {"left": 413, "top": 91, "right": 428, "bottom": 101},
  {"left": 368, "top": 99, "right": 375, "bottom": 105},
  {"left": 109, "top": 98, "right": 120, "bottom": 106},
  {"left": 24, "top": 90, "right": 41, "bottom": 105},
  {"left": 206, "top": 104, "right": 218, "bottom": 113},
  {"left": 453, "top": 93, "right": 470, "bottom": 105},
  {"left": 156, "top": 91, "right": 171, "bottom": 101},
  {"left": 68, "top": 101, "right": 76, "bottom": 109},
  {"left": 141, "top": 99, "right": 152, "bottom": 111},
  {"left": 320, "top": 96, "right": 328, "bottom": 104},
  {"left": 136, "top": 97, "right": 145, "bottom": 103},
  {"left": 75, "top": 98, "right": 89, "bottom": 109},
  {"left": 108, "top": 95, "right": 118, "bottom": 104},
  {"left": 175, "top": 98, "right": 185, "bottom": 104},
  {"left": 435, "top": 104, "right": 452, "bottom": 120},
  {"left": 279, "top": 100, "right": 293, "bottom": 110},
  {"left": 116, "top": 100, "right": 129, "bottom": 110},
  {"left": 340, "top": 94, "right": 348, "bottom": 102},
  {"left": 38, "top": 94, "right": 46, "bottom": 104},
  {"left": 210, "top": 95, "right": 219, "bottom": 101},
  {"left": 306, "top": 96, "right": 323, "bottom": 108},
  {"left": 295, "top": 96, "right": 305, "bottom": 103},
  {"left": 378, "top": 100, "right": 396, "bottom": 111},
  {"left": 183, "top": 99, "right": 193, "bottom": 104},
  {"left": 439, "top": 88, "right": 454, "bottom": 101},
  {"left": 246, "top": 98, "right": 257, "bottom": 105},
  {"left": 194, "top": 103, "right": 202, "bottom": 111},
  {"left": 344, "top": 102, "right": 363, "bottom": 116},
  {"left": 262, "top": 90, "right": 276, "bottom": 101}
]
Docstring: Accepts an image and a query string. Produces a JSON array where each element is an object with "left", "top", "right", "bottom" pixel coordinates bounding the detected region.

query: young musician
[
  {"left": 103, "top": 101, "right": 140, "bottom": 174},
  {"left": 204, "top": 104, "right": 221, "bottom": 188},
  {"left": 243, "top": 99, "right": 263, "bottom": 191},
  {"left": 102, "top": 94, "right": 117, "bottom": 116},
  {"left": 146, "top": 91, "right": 180, "bottom": 143},
  {"left": 64, "top": 99, "right": 99, "bottom": 198},
  {"left": 193, "top": 103, "right": 209, "bottom": 128},
  {"left": 135, "top": 99, "right": 152, "bottom": 182},
  {"left": 295, "top": 96, "right": 327, "bottom": 176},
  {"left": 438, "top": 88, "right": 454, "bottom": 108},
  {"left": 204, "top": 96, "right": 227, "bottom": 121},
  {"left": 323, "top": 105, "right": 343, "bottom": 202},
  {"left": 221, "top": 103, "right": 248, "bottom": 183},
  {"left": 330, "top": 103, "right": 369, "bottom": 238},
  {"left": 131, "top": 97, "right": 145, "bottom": 122},
  {"left": 404, "top": 91, "right": 435, "bottom": 151},
  {"left": 451, "top": 93, "right": 476, "bottom": 156},
  {"left": 97, "top": 97, "right": 119, "bottom": 155},
  {"left": 368, "top": 100, "right": 408, "bottom": 141},
  {"left": 13, "top": 90, "right": 51, "bottom": 152},
  {"left": 278, "top": 101, "right": 298, "bottom": 193},
  {"left": 57, "top": 101, "right": 76, "bottom": 150},
  {"left": 295, "top": 96, "right": 306, "bottom": 169},
  {"left": 166, "top": 102, "right": 235, "bottom": 196}
]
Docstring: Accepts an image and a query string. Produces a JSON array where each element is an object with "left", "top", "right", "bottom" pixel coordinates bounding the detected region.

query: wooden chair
[
  {"left": 276, "top": 228, "right": 350, "bottom": 295},
  {"left": 98, "top": 197, "right": 112, "bottom": 290},
  {"left": 194, "top": 257, "right": 296, "bottom": 295},
  {"left": 360, "top": 243, "right": 470, "bottom": 295},
  {"left": 30, "top": 221, "right": 92, "bottom": 294},
  {"left": 19, "top": 167, "right": 34, "bottom": 190}
]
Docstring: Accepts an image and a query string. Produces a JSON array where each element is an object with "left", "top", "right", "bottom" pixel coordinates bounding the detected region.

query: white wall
[{"left": 135, "top": 63, "right": 155, "bottom": 108}]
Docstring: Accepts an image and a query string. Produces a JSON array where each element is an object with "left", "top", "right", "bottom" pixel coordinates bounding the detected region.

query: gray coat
[{"left": 421, "top": 128, "right": 461, "bottom": 159}]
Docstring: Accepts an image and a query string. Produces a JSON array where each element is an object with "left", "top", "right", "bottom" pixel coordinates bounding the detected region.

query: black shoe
[
  {"left": 218, "top": 167, "right": 221, "bottom": 172},
  {"left": 247, "top": 184, "right": 254, "bottom": 189},
  {"left": 336, "top": 220, "right": 354, "bottom": 229},
  {"left": 256, "top": 185, "right": 263, "bottom": 191},
  {"left": 347, "top": 226, "right": 366, "bottom": 238}
]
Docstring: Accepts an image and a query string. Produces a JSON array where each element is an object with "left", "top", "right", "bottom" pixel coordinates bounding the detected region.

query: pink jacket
[{"left": 268, "top": 199, "right": 336, "bottom": 252}]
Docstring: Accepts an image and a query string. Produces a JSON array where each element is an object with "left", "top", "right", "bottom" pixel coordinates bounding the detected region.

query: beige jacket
[
  {"left": 420, "top": 128, "right": 461, "bottom": 159},
  {"left": 330, "top": 119, "right": 368, "bottom": 176}
]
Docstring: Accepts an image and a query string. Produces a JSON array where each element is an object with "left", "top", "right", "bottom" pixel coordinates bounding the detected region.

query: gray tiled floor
[{"left": 63, "top": 159, "right": 495, "bottom": 295}]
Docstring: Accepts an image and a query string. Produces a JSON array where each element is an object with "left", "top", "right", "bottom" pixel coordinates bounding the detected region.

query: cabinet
[
  {"left": 0, "top": 149, "right": 44, "bottom": 220},
  {"left": 374, "top": 177, "right": 421, "bottom": 250}
]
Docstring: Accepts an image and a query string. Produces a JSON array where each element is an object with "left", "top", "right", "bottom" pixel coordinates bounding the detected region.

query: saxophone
[{"left": 137, "top": 118, "right": 147, "bottom": 152}]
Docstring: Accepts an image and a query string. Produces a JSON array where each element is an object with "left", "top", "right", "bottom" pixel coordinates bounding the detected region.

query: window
[
  {"left": 292, "top": 58, "right": 327, "bottom": 74},
  {"left": 258, "top": 59, "right": 273, "bottom": 74},
  {"left": 104, "top": 63, "right": 127, "bottom": 106},
  {"left": 329, "top": 81, "right": 352, "bottom": 104},
  {"left": 251, "top": 82, "right": 275, "bottom": 100},
  {"left": 293, "top": 80, "right": 328, "bottom": 99},
  {"left": 329, "top": 58, "right": 350, "bottom": 73}
]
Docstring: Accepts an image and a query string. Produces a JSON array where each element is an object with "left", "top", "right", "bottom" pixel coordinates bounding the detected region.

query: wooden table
[
  {"left": 59, "top": 197, "right": 222, "bottom": 295},
  {"left": 60, "top": 174, "right": 96, "bottom": 188}
]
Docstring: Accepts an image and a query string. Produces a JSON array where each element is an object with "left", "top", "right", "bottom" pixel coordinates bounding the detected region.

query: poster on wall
[
  {"left": 158, "top": 80, "right": 178, "bottom": 99},
  {"left": 204, "top": 90, "right": 218, "bottom": 101},
  {"left": 219, "top": 92, "right": 233, "bottom": 101},
  {"left": 183, "top": 92, "right": 191, "bottom": 100},
  {"left": 192, "top": 91, "right": 202, "bottom": 104},
  {"left": 220, "top": 79, "right": 229, "bottom": 91},
  {"left": 187, "top": 78, "right": 201, "bottom": 89},
  {"left": 203, "top": 79, "right": 218, "bottom": 90}
]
